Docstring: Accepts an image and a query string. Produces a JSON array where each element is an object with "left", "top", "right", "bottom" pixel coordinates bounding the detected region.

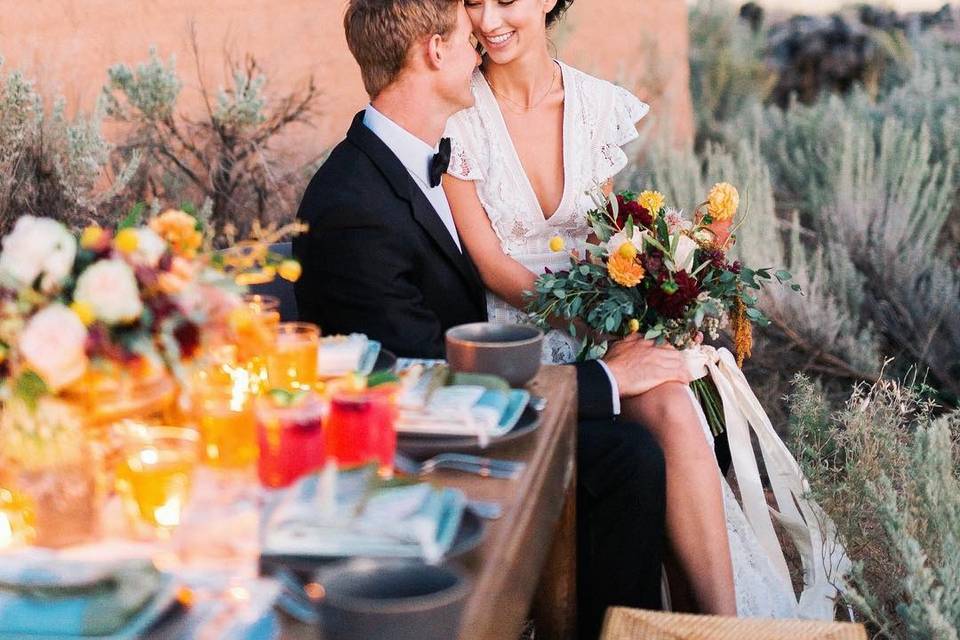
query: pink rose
[{"left": 19, "top": 304, "right": 88, "bottom": 391}]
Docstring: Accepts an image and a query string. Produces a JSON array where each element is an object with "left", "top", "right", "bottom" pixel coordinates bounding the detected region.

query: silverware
[
  {"left": 529, "top": 394, "right": 548, "bottom": 412},
  {"left": 467, "top": 499, "right": 504, "bottom": 520},
  {"left": 394, "top": 452, "right": 526, "bottom": 480}
]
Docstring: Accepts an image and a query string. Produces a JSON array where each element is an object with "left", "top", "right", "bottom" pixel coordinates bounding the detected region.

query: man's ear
[
  {"left": 426, "top": 33, "right": 444, "bottom": 70},
  {"left": 544, "top": 0, "right": 559, "bottom": 16}
]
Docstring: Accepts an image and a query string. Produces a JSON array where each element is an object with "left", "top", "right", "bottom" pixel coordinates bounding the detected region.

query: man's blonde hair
[{"left": 344, "top": 0, "right": 460, "bottom": 99}]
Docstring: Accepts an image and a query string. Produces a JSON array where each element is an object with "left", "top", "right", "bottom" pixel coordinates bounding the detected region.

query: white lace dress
[{"left": 445, "top": 61, "right": 803, "bottom": 619}]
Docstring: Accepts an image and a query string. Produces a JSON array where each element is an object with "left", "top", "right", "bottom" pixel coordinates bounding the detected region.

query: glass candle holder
[{"left": 114, "top": 425, "right": 198, "bottom": 539}]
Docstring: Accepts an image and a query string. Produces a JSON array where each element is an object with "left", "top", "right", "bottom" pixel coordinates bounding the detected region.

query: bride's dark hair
[{"left": 546, "top": 0, "right": 574, "bottom": 28}]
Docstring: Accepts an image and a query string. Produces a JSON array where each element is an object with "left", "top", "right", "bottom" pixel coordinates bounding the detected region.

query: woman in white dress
[{"left": 444, "top": 0, "right": 800, "bottom": 618}]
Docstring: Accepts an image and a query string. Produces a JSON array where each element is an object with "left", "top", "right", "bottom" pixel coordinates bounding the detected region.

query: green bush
[{"left": 790, "top": 374, "right": 960, "bottom": 638}]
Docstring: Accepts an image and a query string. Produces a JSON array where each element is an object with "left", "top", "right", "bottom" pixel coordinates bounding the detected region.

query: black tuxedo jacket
[{"left": 294, "top": 112, "right": 615, "bottom": 419}]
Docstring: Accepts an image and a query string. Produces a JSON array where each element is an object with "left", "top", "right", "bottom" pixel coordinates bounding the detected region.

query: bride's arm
[{"left": 443, "top": 175, "right": 538, "bottom": 312}]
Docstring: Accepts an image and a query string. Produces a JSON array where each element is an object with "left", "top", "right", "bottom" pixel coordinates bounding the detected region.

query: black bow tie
[{"left": 429, "top": 137, "right": 451, "bottom": 188}]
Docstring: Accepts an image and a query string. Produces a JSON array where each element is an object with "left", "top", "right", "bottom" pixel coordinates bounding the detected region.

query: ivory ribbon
[{"left": 684, "top": 345, "right": 851, "bottom": 619}]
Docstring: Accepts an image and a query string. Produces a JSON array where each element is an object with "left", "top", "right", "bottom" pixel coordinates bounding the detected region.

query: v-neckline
[{"left": 479, "top": 60, "right": 570, "bottom": 224}]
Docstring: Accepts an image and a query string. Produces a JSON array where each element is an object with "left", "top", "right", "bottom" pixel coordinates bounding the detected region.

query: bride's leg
[{"left": 622, "top": 382, "right": 738, "bottom": 616}]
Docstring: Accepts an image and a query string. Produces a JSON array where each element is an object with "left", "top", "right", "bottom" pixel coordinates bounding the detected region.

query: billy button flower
[
  {"left": 549, "top": 236, "right": 566, "bottom": 252},
  {"left": 114, "top": 228, "right": 140, "bottom": 254},
  {"left": 278, "top": 260, "right": 302, "bottom": 282},
  {"left": 69, "top": 301, "right": 95, "bottom": 327},
  {"left": 627, "top": 318, "right": 640, "bottom": 334}
]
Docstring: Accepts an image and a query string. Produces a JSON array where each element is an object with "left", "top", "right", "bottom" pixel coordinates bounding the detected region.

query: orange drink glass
[
  {"left": 115, "top": 426, "right": 198, "bottom": 538},
  {"left": 268, "top": 322, "right": 320, "bottom": 392},
  {"left": 191, "top": 367, "right": 258, "bottom": 470},
  {"left": 240, "top": 294, "right": 281, "bottom": 390}
]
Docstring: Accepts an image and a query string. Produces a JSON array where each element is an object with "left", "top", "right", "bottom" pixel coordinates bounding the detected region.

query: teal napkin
[
  {"left": 262, "top": 468, "right": 466, "bottom": 563},
  {"left": 0, "top": 558, "right": 167, "bottom": 638}
]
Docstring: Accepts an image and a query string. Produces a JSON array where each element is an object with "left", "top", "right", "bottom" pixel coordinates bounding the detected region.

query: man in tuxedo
[{"left": 295, "top": 1, "right": 690, "bottom": 635}]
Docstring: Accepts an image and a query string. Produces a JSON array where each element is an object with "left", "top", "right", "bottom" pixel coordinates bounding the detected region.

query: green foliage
[{"left": 790, "top": 374, "right": 960, "bottom": 638}]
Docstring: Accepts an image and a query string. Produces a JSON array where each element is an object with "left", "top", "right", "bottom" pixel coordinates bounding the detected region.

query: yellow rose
[
  {"left": 114, "top": 228, "right": 140, "bottom": 254},
  {"left": 638, "top": 190, "right": 665, "bottom": 215},
  {"left": 548, "top": 236, "right": 565, "bottom": 252},
  {"left": 627, "top": 318, "right": 640, "bottom": 334},
  {"left": 278, "top": 260, "right": 302, "bottom": 282},
  {"left": 707, "top": 182, "right": 739, "bottom": 222}
]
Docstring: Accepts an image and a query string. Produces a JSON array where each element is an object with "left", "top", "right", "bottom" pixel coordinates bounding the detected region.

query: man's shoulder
[{"left": 298, "top": 138, "right": 400, "bottom": 225}]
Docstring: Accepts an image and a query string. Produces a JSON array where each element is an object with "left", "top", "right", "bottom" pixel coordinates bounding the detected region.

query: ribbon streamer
[{"left": 684, "top": 345, "right": 851, "bottom": 619}]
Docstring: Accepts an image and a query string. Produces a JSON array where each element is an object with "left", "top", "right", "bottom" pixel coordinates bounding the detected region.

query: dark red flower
[
  {"left": 173, "top": 320, "right": 200, "bottom": 359},
  {"left": 609, "top": 195, "right": 653, "bottom": 229},
  {"left": 640, "top": 249, "right": 665, "bottom": 279},
  {"left": 646, "top": 270, "right": 701, "bottom": 319}
]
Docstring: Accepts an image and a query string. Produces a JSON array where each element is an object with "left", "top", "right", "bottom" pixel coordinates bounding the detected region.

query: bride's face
[{"left": 464, "top": 0, "right": 557, "bottom": 65}]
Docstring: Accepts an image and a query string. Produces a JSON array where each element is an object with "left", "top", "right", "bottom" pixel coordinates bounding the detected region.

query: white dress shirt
[
  {"left": 363, "top": 105, "right": 461, "bottom": 252},
  {"left": 363, "top": 105, "right": 620, "bottom": 415}
]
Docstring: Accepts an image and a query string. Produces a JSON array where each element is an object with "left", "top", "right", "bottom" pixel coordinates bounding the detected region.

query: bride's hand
[{"left": 602, "top": 335, "right": 692, "bottom": 398}]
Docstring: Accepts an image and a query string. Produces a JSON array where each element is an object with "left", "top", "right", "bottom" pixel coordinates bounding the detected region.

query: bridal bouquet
[
  {"left": 0, "top": 208, "right": 302, "bottom": 408},
  {"left": 527, "top": 184, "right": 799, "bottom": 435}
]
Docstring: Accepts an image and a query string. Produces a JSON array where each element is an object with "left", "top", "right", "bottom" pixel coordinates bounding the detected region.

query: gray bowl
[
  {"left": 313, "top": 559, "right": 471, "bottom": 640},
  {"left": 445, "top": 322, "right": 543, "bottom": 387}
]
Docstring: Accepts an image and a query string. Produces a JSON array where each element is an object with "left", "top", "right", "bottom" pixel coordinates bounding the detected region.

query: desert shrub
[
  {"left": 0, "top": 57, "right": 138, "bottom": 234},
  {"left": 102, "top": 45, "right": 321, "bottom": 242},
  {"left": 790, "top": 374, "right": 960, "bottom": 638}
]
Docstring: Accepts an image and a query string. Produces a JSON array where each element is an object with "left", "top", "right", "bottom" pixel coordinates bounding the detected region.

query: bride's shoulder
[{"left": 559, "top": 62, "right": 650, "bottom": 122}]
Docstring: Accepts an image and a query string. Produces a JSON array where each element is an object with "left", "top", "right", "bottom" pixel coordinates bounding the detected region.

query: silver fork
[{"left": 394, "top": 452, "right": 526, "bottom": 479}]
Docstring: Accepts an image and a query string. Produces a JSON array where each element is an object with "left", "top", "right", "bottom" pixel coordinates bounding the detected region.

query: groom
[{"left": 294, "top": 1, "right": 682, "bottom": 635}]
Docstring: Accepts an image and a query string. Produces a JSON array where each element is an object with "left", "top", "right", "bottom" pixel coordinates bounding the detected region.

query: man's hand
[{"left": 602, "top": 334, "right": 692, "bottom": 397}]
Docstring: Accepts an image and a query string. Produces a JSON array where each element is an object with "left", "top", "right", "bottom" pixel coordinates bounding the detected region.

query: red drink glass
[
  {"left": 325, "top": 388, "right": 397, "bottom": 475},
  {"left": 255, "top": 392, "right": 326, "bottom": 489}
]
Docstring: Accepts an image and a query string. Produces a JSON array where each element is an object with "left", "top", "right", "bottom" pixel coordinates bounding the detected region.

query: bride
[{"left": 443, "top": 0, "right": 802, "bottom": 618}]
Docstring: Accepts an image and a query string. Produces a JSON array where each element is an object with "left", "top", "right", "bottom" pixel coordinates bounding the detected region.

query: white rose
[
  {"left": 0, "top": 216, "right": 77, "bottom": 293},
  {"left": 670, "top": 234, "right": 699, "bottom": 273},
  {"left": 19, "top": 304, "right": 88, "bottom": 391},
  {"left": 73, "top": 259, "right": 143, "bottom": 324},
  {"left": 131, "top": 227, "right": 168, "bottom": 268},
  {"left": 607, "top": 228, "right": 649, "bottom": 256}
]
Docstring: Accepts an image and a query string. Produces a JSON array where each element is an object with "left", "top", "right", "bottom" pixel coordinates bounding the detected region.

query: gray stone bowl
[
  {"left": 313, "top": 559, "right": 471, "bottom": 640},
  {"left": 445, "top": 322, "right": 543, "bottom": 387}
]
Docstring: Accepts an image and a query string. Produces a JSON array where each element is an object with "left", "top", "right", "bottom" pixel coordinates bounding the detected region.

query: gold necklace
[{"left": 485, "top": 63, "right": 558, "bottom": 113}]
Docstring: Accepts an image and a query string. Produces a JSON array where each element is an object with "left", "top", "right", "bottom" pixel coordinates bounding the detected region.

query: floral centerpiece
[
  {"left": 0, "top": 207, "right": 302, "bottom": 546},
  {"left": 527, "top": 184, "right": 798, "bottom": 436}
]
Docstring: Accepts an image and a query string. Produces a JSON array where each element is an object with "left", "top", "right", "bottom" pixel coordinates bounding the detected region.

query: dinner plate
[
  {"left": 257, "top": 509, "right": 485, "bottom": 580},
  {"left": 397, "top": 406, "right": 541, "bottom": 458}
]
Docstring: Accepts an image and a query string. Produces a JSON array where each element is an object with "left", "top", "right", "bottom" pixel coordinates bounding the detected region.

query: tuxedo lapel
[{"left": 346, "top": 112, "right": 486, "bottom": 313}]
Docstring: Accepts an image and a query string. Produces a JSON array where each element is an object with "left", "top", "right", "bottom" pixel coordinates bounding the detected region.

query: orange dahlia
[{"left": 608, "top": 252, "right": 645, "bottom": 288}]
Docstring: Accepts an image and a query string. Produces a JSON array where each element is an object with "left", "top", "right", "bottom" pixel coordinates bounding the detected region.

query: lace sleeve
[
  {"left": 593, "top": 84, "right": 650, "bottom": 184},
  {"left": 444, "top": 108, "right": 486, "bottom": 182}
]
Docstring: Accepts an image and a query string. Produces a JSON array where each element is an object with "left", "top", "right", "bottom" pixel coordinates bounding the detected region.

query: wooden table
[
  {"left": 281, "top": 365, "right": 580, "bottom": 640},
  {"left": 452, "top": 365, "right": 578, "bottom": 640}
]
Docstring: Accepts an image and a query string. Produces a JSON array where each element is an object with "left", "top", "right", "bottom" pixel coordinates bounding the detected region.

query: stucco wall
[{"left": 0, "top": 0, "right": 692, "bottom": 163}]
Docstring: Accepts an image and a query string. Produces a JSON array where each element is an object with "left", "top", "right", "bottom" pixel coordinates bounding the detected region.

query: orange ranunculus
[
  {"left": 150, "top": 209, "right": 203, "bottom": 258},
  {"left": 608, "top": 252, "right": 646, "bottom": 288}
]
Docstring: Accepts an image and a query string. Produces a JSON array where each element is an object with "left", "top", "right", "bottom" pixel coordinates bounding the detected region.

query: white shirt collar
[{"left": 363, "top": 105, "right": 440, "bottom": 190}]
